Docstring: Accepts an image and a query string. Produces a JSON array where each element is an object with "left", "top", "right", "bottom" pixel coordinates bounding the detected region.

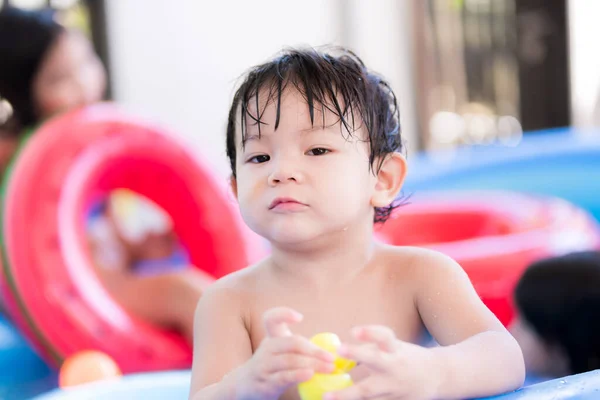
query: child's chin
[
  {"left": 267, "top": 228, "right": 322, "bottom": 247},
  {"left": 270, "top": 232, "right": 316, "bottom": 245}
]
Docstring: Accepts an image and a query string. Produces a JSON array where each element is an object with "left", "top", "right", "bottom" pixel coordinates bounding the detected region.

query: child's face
[
  {"left": 232, "top": 89, "right": 379, "bottom": 245},
  {"left": 32, "top": 31, "right": 106, "bottom": 121}
]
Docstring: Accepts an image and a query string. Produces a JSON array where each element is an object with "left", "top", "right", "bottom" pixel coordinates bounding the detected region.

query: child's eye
[
  {"left": 248, "top": 154, "right": 270, "bottom": 163},
  {"left": 306, "top": 148, "right": 330, "bottom": 156}
]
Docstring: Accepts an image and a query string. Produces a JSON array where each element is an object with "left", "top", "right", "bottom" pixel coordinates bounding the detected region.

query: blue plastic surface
[
  {"left": 404, "top": 128, "right": 600, "bottom": 222},
  {"left": 481, "top": 370, "right": 600, "bottom": 399},
  {"left": 0, "top": 314, "right": 57, "bottom": 400},
  {"left": 30, "top": 369, "right": 600, "bottom": 400},
  {"left": 33, "top": 371, "right": 190, "bottom": 400}
]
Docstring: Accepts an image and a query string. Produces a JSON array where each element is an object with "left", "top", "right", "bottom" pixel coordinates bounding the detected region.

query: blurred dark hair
[
  {"left": 0, "top": 6, "right": 64, "bottom": 134},
  {"left": 515, "top": 251, "right": 600, "bottom": 374},
  {"left": 226, "top": 46, "right": 405, "bottom": 223}
]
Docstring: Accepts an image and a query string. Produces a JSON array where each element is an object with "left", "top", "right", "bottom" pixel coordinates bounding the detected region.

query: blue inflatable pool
[
  {"left": 404, "top": 128, "right": 600, "bottom": 221},
  {"left": 0, "top": 314, "right": 57, "bottom": 400},
  {"left": 481, "top": 371, "right": 600, "bottom": 400},
  {"left": 33, "top": 371, "right": 190, "bottom": 400},
  {"left": 30, "top": 369, "right": 600, "bottom": 400}
]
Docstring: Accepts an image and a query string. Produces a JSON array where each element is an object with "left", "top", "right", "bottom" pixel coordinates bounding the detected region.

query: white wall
[
  {"left": 105, "top": 0, "right": 343, "bottom": 180},
  {"left": 568, "top": 0, "right": 600, "bottom": 128},
  {"left": 343, "top": 0, "right": 419, "bottom": 154},
  {"left": 104, "top": 0, "right": 418, "bottom": 179}
]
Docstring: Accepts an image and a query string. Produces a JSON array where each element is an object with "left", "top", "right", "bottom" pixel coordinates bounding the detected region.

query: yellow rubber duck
[{"left": 298, "top": 333, "right": 357, "bottom": 400}]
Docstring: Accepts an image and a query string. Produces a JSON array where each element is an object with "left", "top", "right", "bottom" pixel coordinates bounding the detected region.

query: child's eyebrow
[
  {"left": 241, "top": 132, "right": 267, "bottom": 148},
  {"left": 242, "top": 124, "right": 338, "bottom": 147},
  {"left": 299, "top": 123, "right": 345, "bottom": 135},
  {"left": 299, "top": 125, "right": 322, "bottom": 134},
  {"left": 244, "top": 133, "right": 262, "bottom": 142}
]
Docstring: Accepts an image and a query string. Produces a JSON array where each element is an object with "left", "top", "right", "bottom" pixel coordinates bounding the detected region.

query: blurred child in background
[
  {"left": 510, "top": 251, "right": 600, "bottom": 378},
  {"left": 0, "top": 6, "right": 206, "bottom": 342}
]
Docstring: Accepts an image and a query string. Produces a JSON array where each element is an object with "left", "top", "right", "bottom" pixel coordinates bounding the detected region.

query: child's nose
[{"left": 268, "top": 158, "right": 302, "bottom": 186}]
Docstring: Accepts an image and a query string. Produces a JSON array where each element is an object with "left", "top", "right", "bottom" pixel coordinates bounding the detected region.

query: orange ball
[{"left": 59, "top": 350, "right": 122, "bottom": 388}]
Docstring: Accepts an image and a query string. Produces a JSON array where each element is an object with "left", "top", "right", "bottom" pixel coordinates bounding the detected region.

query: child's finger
[
  {"left": 269, "top": 368, "right": 315, "bottom": 388},
  {"left": 337, "top": 343, "right": 387, "bottom": 371},
  {"left": 322, "top": 379, "right": 381, "bottom": 400},
  {"left": 352, "top": 325, "right": 397, "bottom": 353},
  {"left": 268, "top": 336, "right": 335, "bottom": 362},
  {"left": 268, "top": 353, "right": 335, "bottom": 374},
  {"left": 263, "top": 307, "right": 303, "bottom": 338}
]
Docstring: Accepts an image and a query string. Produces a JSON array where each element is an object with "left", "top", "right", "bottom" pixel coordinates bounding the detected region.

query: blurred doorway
[{"left": 413, "top": 0, "right": 570, "bottom": 150}]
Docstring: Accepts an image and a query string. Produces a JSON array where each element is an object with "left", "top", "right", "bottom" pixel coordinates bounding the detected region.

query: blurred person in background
[
  {"left": 510, "top": 251, "right": 600, "bottom": 378},
  {"left": 0, "top": 6, "right": 206, "bottom": 343}
]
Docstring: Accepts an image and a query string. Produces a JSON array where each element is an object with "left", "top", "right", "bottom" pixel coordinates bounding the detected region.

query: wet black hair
[
  {"left": 226, "top": 47, "right": 405, "bottom": 223},
  {"left": 0, "top": 6, "right": 64, "bottom": 133},
  {"left": 514, "top": 251, "right": 600, "bottom": 374}
]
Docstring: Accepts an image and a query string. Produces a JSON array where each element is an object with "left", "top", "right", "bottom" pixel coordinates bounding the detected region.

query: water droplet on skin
[
  {"left": 436, "top": 292, "right": 440, "bottom": 295},
  {"left": 427, "top": 298, "right": 432, "bottom": 302},
  {"left": 433, "top": 315, "right": 437, "bottom": 319}
]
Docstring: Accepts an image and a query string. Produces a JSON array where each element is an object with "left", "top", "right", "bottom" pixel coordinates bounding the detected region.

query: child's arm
[
  {"left": 96, "top": 268, "right": 204, "bottom": 342},
  {"left": 188, "top": 285, "right": 251, "bottom": 399},
  {"left": 414, "top": 251, "right": 525, "bottom": 398},
  {"left": 188, "top": 289, "right": 336, "bottom": 400},
  {"left": 328, "top": 250, "right": 524, "bottom": 400}
]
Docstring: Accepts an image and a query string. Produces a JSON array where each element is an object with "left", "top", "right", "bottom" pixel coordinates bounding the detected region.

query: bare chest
[{"left": 245, "top": 282, "right": 424, "bottom": 400}]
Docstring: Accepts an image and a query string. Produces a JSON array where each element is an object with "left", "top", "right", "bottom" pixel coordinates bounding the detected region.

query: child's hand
[
  {"left": 235, "top": 307, "right": 336, "bottom": 400},
  {"left": 324, "top": 326, "right": 442, "bottom": 400}
]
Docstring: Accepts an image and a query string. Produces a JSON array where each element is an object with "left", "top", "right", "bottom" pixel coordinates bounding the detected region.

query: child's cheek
[{"left": 38, "top": 89, "right": 75, "bottom": 117}]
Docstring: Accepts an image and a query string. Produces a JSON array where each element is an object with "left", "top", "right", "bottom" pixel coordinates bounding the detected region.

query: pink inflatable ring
[
  {"left": 0, "top": 104, "right": 264, "bottom": 372},
  {"left": 375, "top": 191, "right": 600, "bottom": 326}
]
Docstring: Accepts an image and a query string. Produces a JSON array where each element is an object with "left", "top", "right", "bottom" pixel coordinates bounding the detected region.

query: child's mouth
[{"left": 269, "top": 197, "right": 307, "bottom": 211}]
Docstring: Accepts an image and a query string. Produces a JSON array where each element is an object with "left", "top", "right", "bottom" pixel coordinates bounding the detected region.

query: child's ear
[
  {"left": 229, "top": 175, "right": 238, "bottom": 199},
  {"left": 371, "top": 153, "right": 407, "bottom": 208}
]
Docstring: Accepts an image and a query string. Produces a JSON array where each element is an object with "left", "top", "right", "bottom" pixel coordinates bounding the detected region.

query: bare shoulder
[
  {"left": 380, "top": 247, "right": 507, "bottom": 346},
  {"left": 195, "top": 258, "right": 271, "bottom": 314},
  {"left": 378, "top": 244, "right": 467, "bottom": 285},
  {"left": 190, "top": 260, "right": 271, "bottom": 393}
]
